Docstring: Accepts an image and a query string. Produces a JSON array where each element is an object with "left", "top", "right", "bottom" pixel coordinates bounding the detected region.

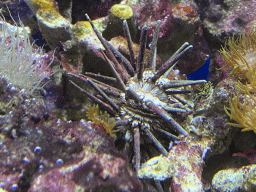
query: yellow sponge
[{"left": 110, "top": 4, "right": 133, "bottom": 20}]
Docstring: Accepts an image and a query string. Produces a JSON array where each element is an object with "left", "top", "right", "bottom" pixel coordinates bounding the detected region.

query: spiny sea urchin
[{"left": 66, "top": 14, "right": 206, "bottom": 172}]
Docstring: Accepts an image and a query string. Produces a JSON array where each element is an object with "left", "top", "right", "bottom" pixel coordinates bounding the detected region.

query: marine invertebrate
[
  {"left": 86, "top": 104, "right": 116, "bottom": 137},
  {"left": 0, "top": 17, "right": 52, "bottom": 94},
  {"left": 109, "top": 4, "right": 133, "bottom": 20},
  {"left": 24, "top": 0, "right": 57, "bottom": 14},
  {"left": 221, "top": 28, "right": 256, "bottom": 132},
  {"left": 219, "top": 28, "right": 256, "bottom": 80},
  {"left": 66, "top": 14, "right": 206, "bottom": 173},
  {"left": 224, "top": 91, "right": 256, "bottom": 133},
  {"left": 195, "top": 81, "right": 213, "bottom": 100}
]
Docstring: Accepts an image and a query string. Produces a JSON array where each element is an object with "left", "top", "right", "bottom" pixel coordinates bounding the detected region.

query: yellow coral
[
  {"left": 221, "top": 29, "right": 256, "bottom": 132},
  {"left": 224, "top": 93, "right": 256, "bottom": 133},
  {"left": 236, "top": 69, "right": 256, "bottom": 93},
  {"left": 24, "top": 0, "right": 57, "bottom": 14},
  {"left": 110, "top": 4, "right": 133, "bottom": 20},
  {"left": 31, "top": 0, "right": 55, "bottom": 10},
  {"left": 73, "top": 20, "right": 105, "bottom": 39},
  {"left": 195, "top": 81, "right": 213, "bottom": 100},
  {"left": 86, "top": 104, "right": 116, "bottom": 137},
  {"left": 73, "top": 21, "right": 93, "bottom": 38},
  {"left": 219, "top": 28, "right": 256, "bottom": 79}
]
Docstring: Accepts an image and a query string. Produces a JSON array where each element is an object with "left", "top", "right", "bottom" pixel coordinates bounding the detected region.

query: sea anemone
[
  {"left": 221, "top": 28, "right": 256, "bottom": 132},
  {"left": 219, "top": 28, "right": 256, "bottom": 81},
  {"left": 224, "top": 92, "right": 256, "bottom": 133},
  {"left": 0, "top": 17, "right": 52, "bottom": 95}
]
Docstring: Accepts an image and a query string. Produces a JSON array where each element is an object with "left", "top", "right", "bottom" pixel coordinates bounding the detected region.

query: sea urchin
[{"left": 66, "top": 14, "right": 206, "bottom": 172}]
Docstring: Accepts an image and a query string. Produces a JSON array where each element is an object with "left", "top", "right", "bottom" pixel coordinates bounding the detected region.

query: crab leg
[
  {"left": 123, "top": 20, "right": 136, "bottom": 72},
  {"left": 137, "top": 25, "right": 148, "bottom": 80},
  {"left": 151, "top": 42, "right": 193, "bottom": 82}
]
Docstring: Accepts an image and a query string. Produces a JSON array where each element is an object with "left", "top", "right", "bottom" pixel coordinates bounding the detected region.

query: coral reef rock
[{"left": 212, "top": 164, "right": 256, "bottom": 192}]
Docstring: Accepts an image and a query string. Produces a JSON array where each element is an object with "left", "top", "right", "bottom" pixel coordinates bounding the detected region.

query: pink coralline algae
[
  {"left": 132, "top": 0, "right": 174, "bottom": 39},
  {"left": 232, "top": 149, "right": 256, "bottom": 164},
  {"left": 28, "top": 150, "right": 142, "bottom": 192},
  {"left": 0, "top": 77, "right": 141, "bottom": 191},
  {"left": 138, "top": 137, "right": 212, "bottom": 192},
  {"left": 203, "top": 0, "right": 256, "bottom": 45},
  {"left": 169, "top": 138, "right": 212, "bottom": 192},
  {"left": 129, "top": 0, "right": 210, "bottom": 74},
  {"left": 2, "top": 0, "right": 256, "bottom": 191}
]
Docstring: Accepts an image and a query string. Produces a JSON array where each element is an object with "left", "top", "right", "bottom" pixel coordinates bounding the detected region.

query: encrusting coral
[
  {"left": 86, "top": 104, "right": 116, "bottom": 137},
  {"left": 24, "top": 0, "right": 57, "bottom": 14},
  {"left": 221, "top": 28, "right": 256, "bottom": 133},
  {"left": 109, "top": 4, "right": 133, "bottom": 20}
]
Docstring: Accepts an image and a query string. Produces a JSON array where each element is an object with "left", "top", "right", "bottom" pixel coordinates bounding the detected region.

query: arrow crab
[{"left": 66, "top": 14, "right": 206, "bottom": 172}]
